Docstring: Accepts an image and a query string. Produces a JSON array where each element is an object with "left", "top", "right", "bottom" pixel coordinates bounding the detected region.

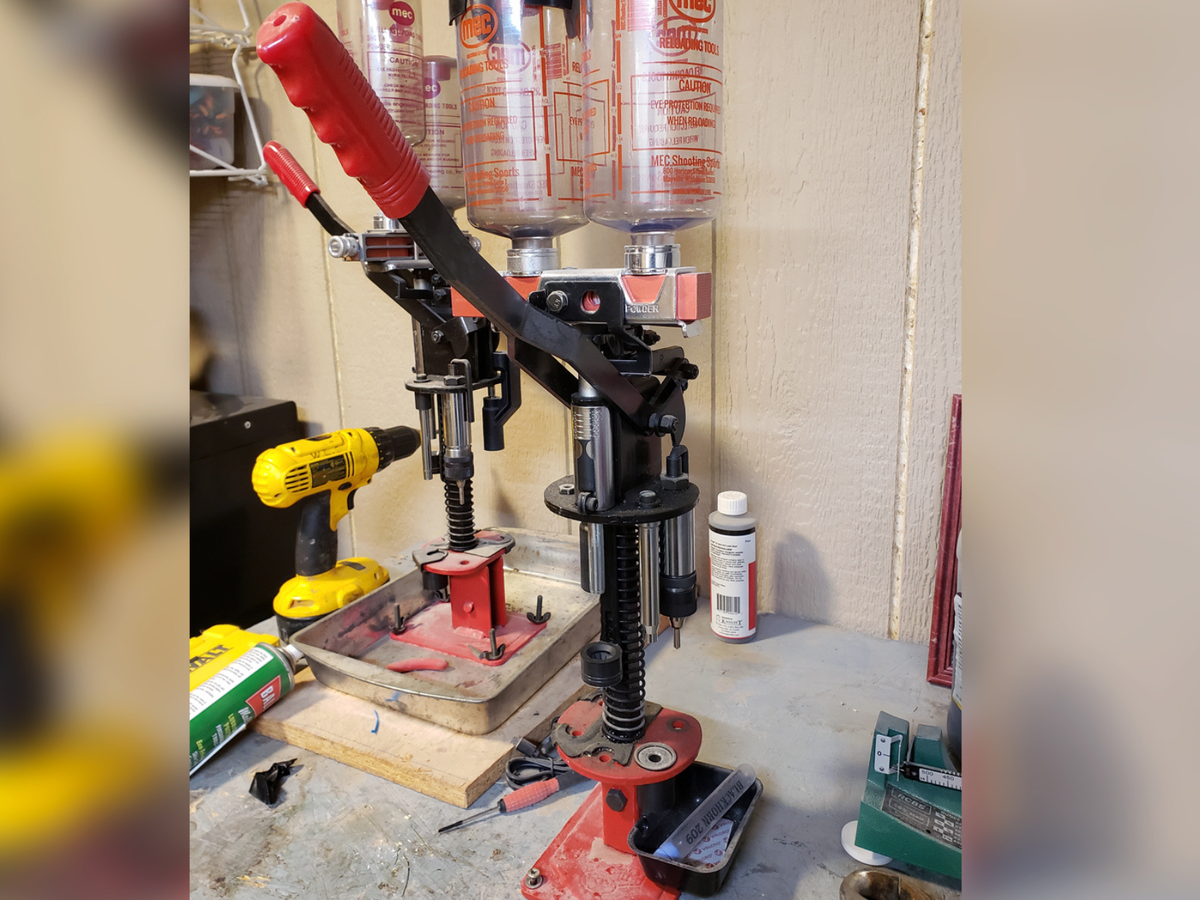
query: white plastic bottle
[{"left": 709, "top": 491, "right": 756, "bottom": 642}]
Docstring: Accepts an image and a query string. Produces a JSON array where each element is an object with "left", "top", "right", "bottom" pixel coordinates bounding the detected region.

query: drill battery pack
[{"left": 189, "top": 624, "right": 280, "bottom": 691}]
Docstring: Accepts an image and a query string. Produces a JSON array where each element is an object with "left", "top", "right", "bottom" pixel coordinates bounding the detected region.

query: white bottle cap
[{"left": 717, "top": 491, "right": 748, "bottom": 516}]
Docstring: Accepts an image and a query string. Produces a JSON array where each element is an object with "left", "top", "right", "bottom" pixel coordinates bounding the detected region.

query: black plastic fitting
[{"left": 580, "top": 641, "right": 623, "bottom": 688}]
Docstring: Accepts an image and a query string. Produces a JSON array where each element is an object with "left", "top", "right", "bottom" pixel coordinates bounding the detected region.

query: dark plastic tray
[{"left": 627, "top": 760, "right": 763, "bottom": 896}]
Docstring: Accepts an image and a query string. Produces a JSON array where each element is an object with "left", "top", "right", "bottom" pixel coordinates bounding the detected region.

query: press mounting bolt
[
  {"left": 527, "top": 594, "right": 551, "bottom": 625},
  {"left": 475, "top": 627, "right": 507, "bottom": 661}
]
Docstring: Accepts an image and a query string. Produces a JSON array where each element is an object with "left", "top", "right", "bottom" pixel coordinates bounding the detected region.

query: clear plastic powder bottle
[
  {"left": 582, "top": 0, "right": 724, "bottom": 234},
  {"left": 417, "top": 56, "right": 466, "bottom": 212},
  {"left": 336, "top": 0, "right": 427, "bottom": 145},
  {"left": 454, "top": 0, "right": 586, "bottom": 240}
]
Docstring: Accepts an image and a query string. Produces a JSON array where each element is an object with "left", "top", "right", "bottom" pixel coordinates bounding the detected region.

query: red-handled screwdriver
[{"left": 437, "top": 771, "right": 585, "bottom": 834}]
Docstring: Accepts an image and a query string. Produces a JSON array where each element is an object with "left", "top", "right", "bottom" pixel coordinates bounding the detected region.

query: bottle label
[
  {"left": 189, "top": 646, "right": 284, "bottom": 719},
  {"left": 457, "top": 10, "right": 583, "bottom": 220},
  {"left": 709, "top": 529, "right": 755, "bottom": 638},
  {"left": 582, "top": 0, "right": 724, "bottom": 222}
]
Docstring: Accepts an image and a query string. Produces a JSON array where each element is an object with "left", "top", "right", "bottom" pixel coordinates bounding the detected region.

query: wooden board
[{"left": 250, "top": 657, "right": 589, "bottom": 808}]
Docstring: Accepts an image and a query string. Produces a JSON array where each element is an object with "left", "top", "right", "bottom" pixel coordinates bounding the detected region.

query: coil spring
[
  {"left": 443, "top": 476, "right": 477, "bottom": 552},
  {"left": 603, "top": 524, "right": 646, "bottom": 742}
]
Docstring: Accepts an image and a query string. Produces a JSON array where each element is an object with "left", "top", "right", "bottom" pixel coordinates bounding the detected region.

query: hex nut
[{"left": 606, "top": 788, "right": 627, "bottom": 812}]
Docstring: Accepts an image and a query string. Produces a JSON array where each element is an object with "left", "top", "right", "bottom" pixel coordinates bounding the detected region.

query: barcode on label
[{"left": 716, "top": 593, "right": 740, "bottom": 613}]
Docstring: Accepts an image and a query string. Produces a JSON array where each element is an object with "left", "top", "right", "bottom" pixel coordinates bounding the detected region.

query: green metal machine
[{"left": 853, "top": 711, "right": 962, "bottom": 879}]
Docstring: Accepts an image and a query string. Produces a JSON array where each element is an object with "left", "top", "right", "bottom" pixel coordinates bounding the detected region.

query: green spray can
[{"left": 189, "top": 642, "right": 304, "bottom": 774}]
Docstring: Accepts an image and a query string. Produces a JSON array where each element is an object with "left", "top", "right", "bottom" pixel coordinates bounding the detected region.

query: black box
[
  {"left": 628, "top": 761, "right": 763, "bottom": 897},
  {"left": 190, "top": 391, "right": 303, "bottom": 633}
]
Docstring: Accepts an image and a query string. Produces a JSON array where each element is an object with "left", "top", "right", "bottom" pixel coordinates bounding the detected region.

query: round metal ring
[{"left": 635, "top": 742, "right": 677, "bottom": 772}]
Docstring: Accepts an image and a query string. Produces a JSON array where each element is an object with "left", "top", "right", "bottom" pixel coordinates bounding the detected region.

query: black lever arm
[{"left": 399, "top": 190, "right": 655, "bottom": 426}]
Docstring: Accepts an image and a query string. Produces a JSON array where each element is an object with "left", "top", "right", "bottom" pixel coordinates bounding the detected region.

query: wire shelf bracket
[{"left": 190, "top": 0, "right": 270, "bottom": 186}]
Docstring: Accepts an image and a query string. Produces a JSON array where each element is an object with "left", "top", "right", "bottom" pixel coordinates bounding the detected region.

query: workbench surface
[{"left": 190, "top": 614, "right": 960, "bottom": 899}]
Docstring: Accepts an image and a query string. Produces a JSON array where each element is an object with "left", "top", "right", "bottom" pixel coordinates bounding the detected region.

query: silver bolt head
[
  {"left": 559, "top": 483, "right": 575, "bottom": 495},
  {"left": 327, "top": 235, "right": 360, "bottom": 260},
  {"left": 546, "top": 290, "right": 568, "bottom": 312},
  {"left": 525, "top": 869, "right": 544, "bottom": 888}
]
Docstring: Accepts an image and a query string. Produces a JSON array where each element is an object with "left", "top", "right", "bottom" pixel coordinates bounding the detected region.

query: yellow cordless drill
[{"left": 252, "top": 425, "right": 419, "bottom": 640}]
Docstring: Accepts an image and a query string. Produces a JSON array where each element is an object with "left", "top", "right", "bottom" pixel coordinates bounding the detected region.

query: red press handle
[
  {"left": 256, "top": 3, "right": 430, "bottom": 219},
  {"left": 263, "top": 140, "right": 319, "bottom": 206},
  {"left": 498, "top": 778, "right": 560, "bottom": 813}
]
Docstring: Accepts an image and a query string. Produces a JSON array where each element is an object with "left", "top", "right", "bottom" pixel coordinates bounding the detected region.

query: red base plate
[
  {"left": 521, "top": 787, "right": 680, "bottom": 900},
  {"left": 389, "top": 601, "right": 546, "bottom": 666}
]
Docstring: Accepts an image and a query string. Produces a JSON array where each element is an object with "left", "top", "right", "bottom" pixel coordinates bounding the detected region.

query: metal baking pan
[{"left": 292, "top": 528, "right": 599, "bottom": 734}]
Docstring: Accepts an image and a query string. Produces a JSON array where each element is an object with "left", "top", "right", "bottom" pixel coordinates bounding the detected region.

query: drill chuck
[{"left": 366, "top": 425, "right": 421, "bottom": 470}]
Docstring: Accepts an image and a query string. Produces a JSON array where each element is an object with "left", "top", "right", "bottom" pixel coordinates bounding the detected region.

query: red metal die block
[{"left": 426, "top": 545, "right": 509, "bottom": 632}]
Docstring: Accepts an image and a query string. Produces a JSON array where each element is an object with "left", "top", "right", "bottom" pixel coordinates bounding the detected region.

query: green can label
[{"left": 189, "top": 644, "right": 295, "bottom": 774}]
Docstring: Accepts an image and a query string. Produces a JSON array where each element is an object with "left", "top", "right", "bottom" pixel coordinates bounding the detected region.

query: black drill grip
[{"left": 295, "top": 492, "right": 337, "bottom": 577}]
